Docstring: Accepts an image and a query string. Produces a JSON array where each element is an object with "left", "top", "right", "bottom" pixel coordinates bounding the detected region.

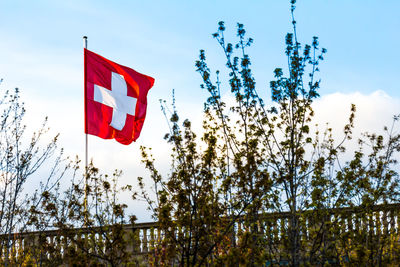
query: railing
[
  {"left": 0, "top": 221, "right": 159, "bottom": 264},
  {"left": 1, "top": 203, "right": 400, "bottom": 264},
  {"left": 257, "top": 203, "right": 400, "bottom": 242}
]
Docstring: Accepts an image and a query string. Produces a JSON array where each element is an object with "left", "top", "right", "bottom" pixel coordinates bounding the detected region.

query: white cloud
[{"left": 313, "top": 90, "right": 399, "bottom": 141}]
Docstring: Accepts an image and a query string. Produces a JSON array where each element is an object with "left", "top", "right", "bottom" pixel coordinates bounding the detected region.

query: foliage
[
  {"left": 26, "top": 160, "right": 142, "bottom": 266},
  {"left": 138, "top": 98, "right": 235, "bottom": 266},
  {"left": 139, "top": 1, "right": 400, "bottom": 266},
  {"left": 0, "top": 84, "right": 67, "bottom": 266}
]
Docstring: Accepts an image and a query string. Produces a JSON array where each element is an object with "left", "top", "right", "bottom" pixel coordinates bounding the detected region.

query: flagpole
[{"left": 83, "top": 36, "right": 88, "bottom": 225}]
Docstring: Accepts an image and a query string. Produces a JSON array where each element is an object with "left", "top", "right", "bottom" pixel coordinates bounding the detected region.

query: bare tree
[{"left": 0, "top": 85, "right": 67, "bottom": 266}]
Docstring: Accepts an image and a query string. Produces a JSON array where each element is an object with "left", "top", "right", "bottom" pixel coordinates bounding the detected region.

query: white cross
[{"left": 93, "top": 72, "right": 137, "bottom": 131}]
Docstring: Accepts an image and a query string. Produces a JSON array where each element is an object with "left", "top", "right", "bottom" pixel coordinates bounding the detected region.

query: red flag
[{"left": 84, "top": 49, "right": 154, "bottom": 145}]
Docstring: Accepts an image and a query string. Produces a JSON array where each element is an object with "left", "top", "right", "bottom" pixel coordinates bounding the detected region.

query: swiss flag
[{"left": 84, "top": 49, "right": 154, "bottom": 145}]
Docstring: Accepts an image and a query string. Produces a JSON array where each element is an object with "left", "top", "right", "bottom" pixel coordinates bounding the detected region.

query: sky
[{"left": 0, "top": 0, "right": 399, "bottom": 221}]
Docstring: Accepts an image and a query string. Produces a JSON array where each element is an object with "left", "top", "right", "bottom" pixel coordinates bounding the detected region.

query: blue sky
[{"left": 1, "top": 0, "right": 399, "bottom": 221}]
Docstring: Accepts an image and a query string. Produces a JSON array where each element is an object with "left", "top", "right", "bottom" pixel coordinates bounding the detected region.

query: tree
[
  {"left": 27, "top": 160, "right": 142, "bottom": 266},
  {"left": 0, "top": 84, "right": 67, "bottom": 266},
  {"left": 139, "top": 1, "right": 400, "bottom": 266},
  {"left": 139, "top": 97, "right": 239, "bottom": 266}
]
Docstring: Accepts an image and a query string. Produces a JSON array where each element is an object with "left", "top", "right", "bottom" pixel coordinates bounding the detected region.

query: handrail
[
  {"left": 0, "top": 221, "right": 158, "bottom": 240},
  {"left": 1, "top": 203, "right": 400, "bottom": 264},
  {"left": 4, "top": 203, "right": 399, "bottom": 239}
]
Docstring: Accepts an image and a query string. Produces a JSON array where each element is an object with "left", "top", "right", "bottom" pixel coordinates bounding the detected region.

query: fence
[{"left": 1, "top": 203, "right": 400, "bottom": 265}]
